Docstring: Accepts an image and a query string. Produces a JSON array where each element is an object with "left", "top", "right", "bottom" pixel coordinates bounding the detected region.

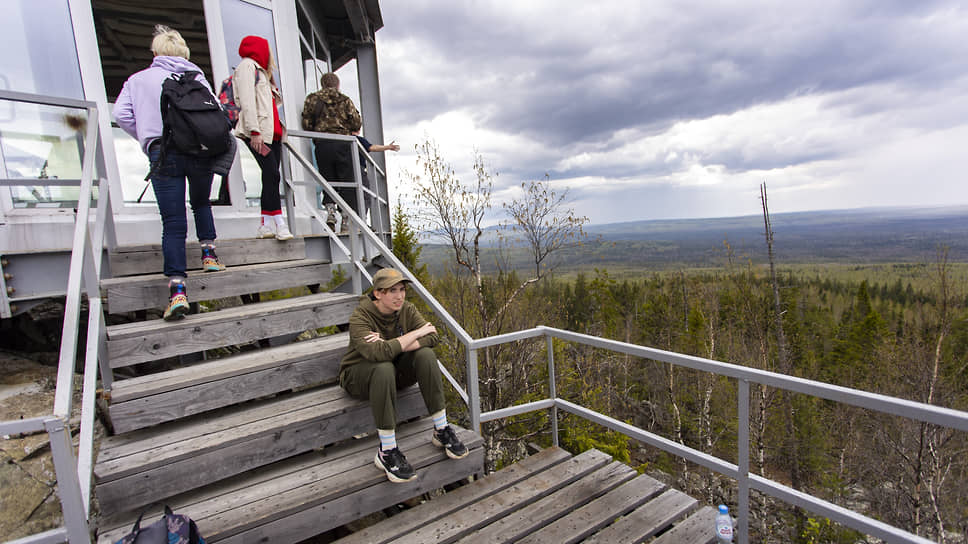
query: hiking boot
[
  {"left": 275, "top": 222, "right": 294, "bottom": 241},
  {"left": 201, "top": 246, "right": 225, "bottom": 272},
  {"left": 256, "top": 223, "right": 275, "bottom": 239},
  {"left": 374, "top": 447, "right": 417, "bottom": 483},
  {"left": 163, "top": 281, "right": 189, "bottom": 321},
  {"left": 324, "top": 203, "right": 338, "bottom": 231},
  {"left": 432, "top": 426, "right": 469, "bottom": 459}
]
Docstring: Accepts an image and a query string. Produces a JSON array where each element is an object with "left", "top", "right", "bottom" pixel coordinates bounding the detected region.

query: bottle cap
[{"left": 718, "top": 504, "right": 729, "bottom": 514}]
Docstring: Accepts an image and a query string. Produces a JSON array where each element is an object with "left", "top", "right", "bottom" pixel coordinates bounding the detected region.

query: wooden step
[
  {"left": 333, "top": 446, "right": 575, "bottom": 544},
  {"left": 106, "top": 291, "right": 357, "bottom": 368},
  {"left": 94, "top": 383, "right": 426, "bottom": 516},
  {"left": 101, "top": 258, "right": 332, "bottom": 314},
  {"left": 651, "top": 505, "right": 719, "bottom": 544},
  {"left": 484, "top": 472, "right": 664, "bottom": 544},
  {"left": 108, "top": 332, "right": 349, "bottom": 433},
  {"left": 581, "top": 487, "right": 700, "bottom": 544},
  {"left": 333, "top": 446, "right": 719, "bottom": 544},
  {"left": 527, "top": 476, "right": 668, "bottom": 543},
  {"left": 377, "top": 449, "right": 615, "bottom": 544},
  {"left": 96, "top": 421, "right": 484, "bottom": 544},
  {"left": 108, "top": 237, "right": 308, "bottom": 277}
]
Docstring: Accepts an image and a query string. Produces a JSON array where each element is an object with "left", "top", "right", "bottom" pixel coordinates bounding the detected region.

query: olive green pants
[{"left": 339, "top": 346, "right": 445, "bottom": 430}]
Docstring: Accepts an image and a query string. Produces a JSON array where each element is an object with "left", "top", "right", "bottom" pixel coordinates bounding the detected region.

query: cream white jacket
[{"left": 231, "top": 58, "right": 281, "bottom": 141}]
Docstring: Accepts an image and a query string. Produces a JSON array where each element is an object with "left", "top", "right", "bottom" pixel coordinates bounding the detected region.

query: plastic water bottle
[{"left": 715, "top": 504, "right": 734, "bottom": 542}]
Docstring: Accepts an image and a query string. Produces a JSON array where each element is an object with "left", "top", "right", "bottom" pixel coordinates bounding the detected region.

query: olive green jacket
[{"left": 340, "top": 295, "right": 438, "bottom": 371}]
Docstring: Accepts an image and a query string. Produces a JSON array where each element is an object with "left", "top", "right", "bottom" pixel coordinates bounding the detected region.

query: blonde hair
[{"left": 151, "top": 25, "right": 190, "bottom": 59}]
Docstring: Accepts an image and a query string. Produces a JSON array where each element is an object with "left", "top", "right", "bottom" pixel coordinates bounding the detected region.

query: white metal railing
[
  {"left": 0, "top": 90, "right": 115, "bottom": 543},
  {"left": 461, "top": 326, "right": 968, "bottom": 544},
  {"left": 274, "top": 139, "right": 968, "bottom": 543},
  {"left": 5, "top": 93, "right": 964, "bottom": 544}
]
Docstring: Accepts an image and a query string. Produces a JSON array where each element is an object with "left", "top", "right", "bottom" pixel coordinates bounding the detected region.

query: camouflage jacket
[{"left": 301, "top": 88, "right": 362, "bottom": 135}]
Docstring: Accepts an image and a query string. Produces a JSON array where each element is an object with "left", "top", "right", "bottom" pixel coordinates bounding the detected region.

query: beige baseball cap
[{"left": 371, "top": 268, "right": 411, "bottom": 290}]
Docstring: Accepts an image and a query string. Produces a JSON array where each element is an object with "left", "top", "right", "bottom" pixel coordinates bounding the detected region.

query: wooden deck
[{"left": 334, "top": 446, "right": 720, "bottom": 544}]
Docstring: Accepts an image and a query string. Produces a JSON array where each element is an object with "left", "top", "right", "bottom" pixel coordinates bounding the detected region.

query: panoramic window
[{"left": 0, "top": 0, "right": 89, "bottom": 208}]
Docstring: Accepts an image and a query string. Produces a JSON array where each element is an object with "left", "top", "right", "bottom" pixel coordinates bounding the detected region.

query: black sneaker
[
  {"left": 432, "top": 426, "right": 469, "bottom": 459},
  {"left": 374, "top": 447, "right": 417, "bottom": 483}
]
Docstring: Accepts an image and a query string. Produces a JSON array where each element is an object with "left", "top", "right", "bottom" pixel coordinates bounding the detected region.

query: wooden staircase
[{"left": 93, "top": 237, "right": 485, "bottom": 543}]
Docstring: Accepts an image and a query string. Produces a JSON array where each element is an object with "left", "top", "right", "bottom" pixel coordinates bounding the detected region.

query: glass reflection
[
  {"left": 0, "top": 0, "right": 83, "bottom": 99},
  {"left": 0, "top": 102, "right": 92, "bottom": 208},
  {"left": 220, "top": 0, "right": 281, "bottom": 205}
]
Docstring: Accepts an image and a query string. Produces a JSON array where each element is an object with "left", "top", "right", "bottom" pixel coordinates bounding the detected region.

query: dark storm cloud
[{"left": 380, "top": 1, "right": 964, "bottom": 148}]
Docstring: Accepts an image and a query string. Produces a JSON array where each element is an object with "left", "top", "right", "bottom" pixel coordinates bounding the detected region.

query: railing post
[
  {"left": 546, "top": 334, "right": 559, "bottom": 447},
  {"left": 280, "top": 150, "right": 297, "bottom": 235},
  {"left": 46, "top": 417, "right": 90, "bottom": 543},
  {"left": 467, "top": 346, "right": 481, "bottom": 433},
  {"left": 737, "top": 379, "right": 750, "bottom": 544}
]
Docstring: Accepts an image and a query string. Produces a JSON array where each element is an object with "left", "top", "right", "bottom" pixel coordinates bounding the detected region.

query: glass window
[
  {"left": 0, "top": 101, "right": 93, "bottom": 208},
  {"left": 0, "top": 0, "right": 83, "bottom": 98},
  {"left": 220, "top": 0, "right": 281, "bottom": 205}
]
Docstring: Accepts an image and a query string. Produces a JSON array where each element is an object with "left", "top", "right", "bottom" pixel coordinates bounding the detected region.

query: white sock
[
  {"left": 261, "top": 214, "right": 272, "bottom": 226},
  {"left": 273, "top": 215, "right": 287, "bottom": 227},
  {"left": 431, "top": 410, "right": 447, "bottom": 430},
  {"left": 378, "top": 429, "right": 396, "bottom": 451}
]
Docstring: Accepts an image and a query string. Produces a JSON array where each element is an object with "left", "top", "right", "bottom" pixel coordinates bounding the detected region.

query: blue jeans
[{"left": 149, "top": 146, "right": 217, "bottom": 278}]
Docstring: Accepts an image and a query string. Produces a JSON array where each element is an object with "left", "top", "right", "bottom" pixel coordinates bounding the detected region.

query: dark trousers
[
  {"left": 314, "top": 139, "right": 358, "bottom": 214},
  {"left": 148, "top": 145, "right": 216, "bottom": 278},
  {"left": 246, "top": 138, "right": 283, "bottom": 213},
  {"left": 339, "top": 347, "right": 446, "bottom": 430}
]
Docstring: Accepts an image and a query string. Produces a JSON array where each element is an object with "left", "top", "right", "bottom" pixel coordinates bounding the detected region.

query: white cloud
[{"left": 374, "top": 0, "right": 968, "bottom": 223}]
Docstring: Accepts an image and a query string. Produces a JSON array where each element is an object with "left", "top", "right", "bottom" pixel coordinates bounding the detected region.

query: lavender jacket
[{"left": 113, "top": 56, "right": 215, "bottom": 155}]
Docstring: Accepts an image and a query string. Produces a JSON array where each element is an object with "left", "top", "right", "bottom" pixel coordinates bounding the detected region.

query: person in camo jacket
[
  {"left": 338, "top": 268, "right": 469, "bottom": 483},
  {"left": 301, "top": 72, "right": 361, "bottom": 233}
]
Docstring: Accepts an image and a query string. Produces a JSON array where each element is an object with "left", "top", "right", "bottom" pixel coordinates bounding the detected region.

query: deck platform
[{"left": 335, "top": 446, "right": 720, "bottom": 544}]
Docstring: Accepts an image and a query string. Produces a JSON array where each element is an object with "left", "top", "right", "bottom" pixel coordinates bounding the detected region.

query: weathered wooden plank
[
  {"left": 220, "top": 447, "right": 484, "bottom": 544},
  {"left": 102, "top": 259, "right": 331, "bottom": 313},
  {"left": 97, "top": 420, "right": 438, "bottom": 533},
  {"left": 106, "top": 292, "right": 357, "bottom": 368},
  {"left": 98, "top": 385, "right": 421, "bottom": 479},
  {"left": 208, "top": 428, "right": 484, "bottom": 543},
  {"left": 109, "top": 333, "right": 348, "bottom": 402},
  {"left": 513, "top": 474, "right": 667, "bottom": 544},
  {"left": 110, "top": 356, "right": 340, "bottom": 433},
  {"left": 98, "top": 387, "right": 349, "bottom": 466},
  {"left": 457, "top": 462, "right": 636, "bottom": 544},
  {"left": 95, "top": 421, "right": 481, "bottom": 543},
  {"left": 108, "top": 334, "right": 348, "bottom": 432},
  {"left": 385, "top": 448, "right": 615, "bottom": 544},
  {"left": 650, "top": 505, "right": 718, "bottom": 544},
  {"left": 95, "top": 389, "right": 427, "bottom": 515},
  {"left": 583, "top": 488, "right": 700, "bottom": 544},
  {"left": 108, "top": 237, "right": 307, "bottom": 277},
  {"left": 334, "top": 446, "right": 574, "bottom": 544}
]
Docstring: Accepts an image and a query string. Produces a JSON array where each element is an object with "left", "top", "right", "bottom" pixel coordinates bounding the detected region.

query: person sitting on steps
[{"left": 339, "top": 268, "right": 468, "bottom": 483}]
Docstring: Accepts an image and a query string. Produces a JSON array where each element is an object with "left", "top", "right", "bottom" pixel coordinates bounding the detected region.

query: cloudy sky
[{"left": 340, "top": 1, "right": 968, "bottom": 225}]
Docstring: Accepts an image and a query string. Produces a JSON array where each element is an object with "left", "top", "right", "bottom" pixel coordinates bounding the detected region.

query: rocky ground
[{"left": 0, "top": 349, "right": 94, "bottom": 541}]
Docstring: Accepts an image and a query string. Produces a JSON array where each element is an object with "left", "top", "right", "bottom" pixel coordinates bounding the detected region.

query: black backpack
[{"left": 153, "top": 71, "right": 230, "bottom": 166}]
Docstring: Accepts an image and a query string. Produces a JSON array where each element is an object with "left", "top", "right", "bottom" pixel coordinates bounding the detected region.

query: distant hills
[{"left": 418, "top": 206, "right": 968, "bottom": 272}]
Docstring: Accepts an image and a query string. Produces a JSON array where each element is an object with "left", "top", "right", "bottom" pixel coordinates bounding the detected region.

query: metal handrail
[
  {"left": 272, "top": 138, "right": 960, "bottom": 543},
  {"left": 462, "top": 325, "right": 966, "bottom": 544},
  {"left": 0, "top": 91, "right": 113, "bottom": 543}
]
